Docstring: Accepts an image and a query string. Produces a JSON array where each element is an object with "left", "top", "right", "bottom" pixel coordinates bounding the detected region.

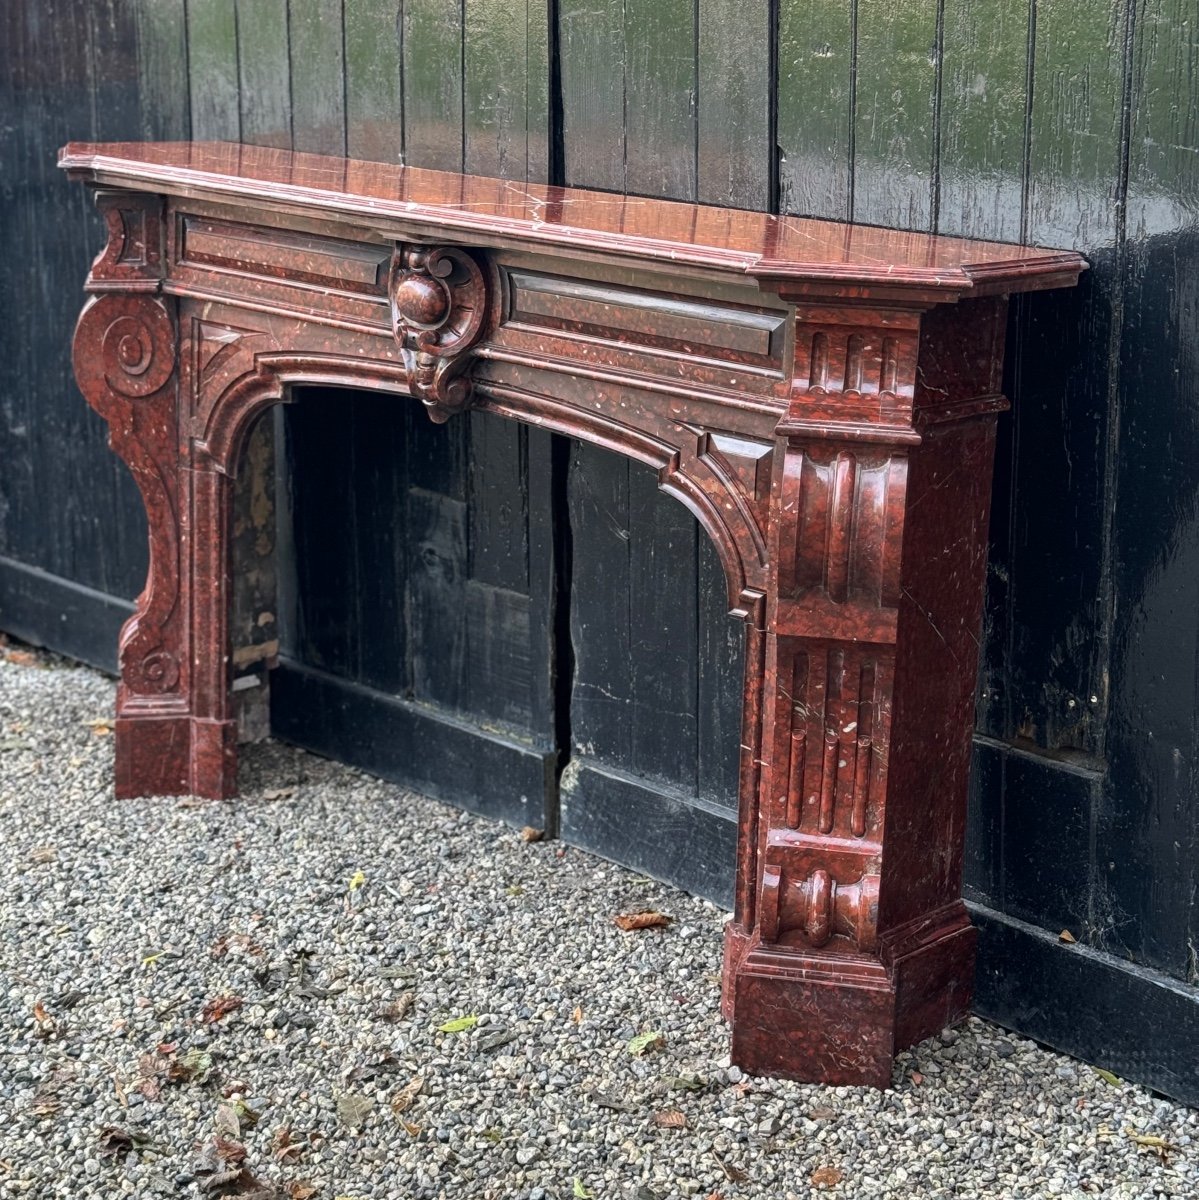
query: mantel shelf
[{"left": 60, "top": 141, "right": 1085, "bottom": 300}]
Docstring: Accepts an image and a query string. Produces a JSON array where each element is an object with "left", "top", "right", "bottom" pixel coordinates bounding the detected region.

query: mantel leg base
[
  {"left": 114, "top": 714, "right": 238, "bottom": 799},
  {"left": 723, "top": 916, "right": 976, "bottom": 1087}
]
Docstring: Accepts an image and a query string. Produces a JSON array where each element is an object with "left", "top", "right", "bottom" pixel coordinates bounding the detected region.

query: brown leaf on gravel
[
  {"left": 201, "top": 995, "right": 244, "bottom": 1023},
  {"left": 336, "top": 1092, "right": 373, "bottom": 1130},
  {"left": 215, "top": 1103, "right": 241, "bottom": 1138},
  {"left": 97, "top": 1125, "right": 159, "bottom": 1157},
  {"left": 711, "top": 1151, "right": 748, "bottom": 1182},
  {"left": 378, "top": 991, "right": 414, "bottom": 1022},
  {"left": 285, "top": 1184, "right": 317, "bottom": 1200},
  {"left": 651, "top": 1109, "right": 687, "bottom": 1129},
  {"left": 212, "top": 1136, "right": 247, "bottom": 1165},
  {"left": 4, "top": 649, "right": 40, "bottom": 667},
  {"left": 1059, "top": 928, "right": 1077, "bottom": 943},
  {"left": 28, "top": 846, "right": 56, "bottom": 865},
  {"left": 908, "top": 1071, "right": 924, "bottom": 1086},
  {"left": 807, "top": 1105, "right": 837, "bottom": 1121},
  {"left": 613, "top": 911, "right": 672, "bottom": 932},
  {"left": 811, "top": 1165, "right": 844, "bottom": 1189},
  {"left": 520, "top": 826, "right": 544, "bottom": 842},
  {"left": 271, "top": 1126, "right": 304, "bottom": 1162},
  {"left": 390, "top": 1075, "right": 424, "bottom": 1116}
]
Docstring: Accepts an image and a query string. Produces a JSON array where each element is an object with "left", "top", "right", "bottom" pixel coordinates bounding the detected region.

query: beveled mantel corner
[{"left": 60, "top": 140, "right": 1086, "bottom": 1088}]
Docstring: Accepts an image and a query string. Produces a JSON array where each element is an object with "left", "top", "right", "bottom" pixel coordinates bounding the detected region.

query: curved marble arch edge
[{"left": 192, "top": 346, "right": 772, "bottom": 623}]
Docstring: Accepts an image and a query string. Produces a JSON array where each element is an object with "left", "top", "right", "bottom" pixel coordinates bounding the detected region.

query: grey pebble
[{"left": 1, "top": 651, "right": 1197, "bottom": 1200}]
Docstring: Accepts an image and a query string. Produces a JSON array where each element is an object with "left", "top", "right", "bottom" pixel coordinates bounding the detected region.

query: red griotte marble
[{"left": 61, "top": 141, "right": 1086, "bottom": 1087}]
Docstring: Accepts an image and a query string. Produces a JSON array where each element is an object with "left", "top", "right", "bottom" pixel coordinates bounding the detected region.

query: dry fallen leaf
[
  {"left": 272, "top": 1126, "right": 304, "bottom": 1162},
  {"left": 1059, "top": 928, "right": 1077, "bottom": 943},
  {"left": 1125, "top": 1129, "right": 1179, "bottom": 1161},
  {"left": 808, "top": 1105, "right": 837, "bottom": 1121},
  {"left": 200, "top": 994, "right": 244, "bottom": 1023},
  {"left": 711, "top": 1151, "right": 748, "bottom": 1183},
  {"left": 390, "top": 1075, "right": 424, "bottom": 1116},
  {"left": 811, "top": 1165, "right": 844, "bottom": 1189},
  {"left": 652, "top": 1109, "right": 687, "bottom": 1129},
  {"left": 286, "top": 1184, "right": 318, "bottom": 1200},
  {"left": 336, "top": 1093, "right": 373, "bottom": 1130},
  {"left": 5, "top": 649, "right": 39, "bottom": 667},
  {"left": 613, "top": 911, "right": 673, "bottom": 932},
  {"left": 214, "top": 1103, "right": 240, "bottom": 1138},
  {"left": 908, "top": 1071, "right": 924, "bottom": 1086},
  {"left": 378, "top": 992, "right": 414, "bottom": 1022},
  {"left": 261, "top": 786, "right": 295, "bottom": 802},
  {"left": 520, "top": 826, "right": 544, "bottom": 843},
  {"left": 572, "top": 1005, "right": 583, "bottom": 1024},
  {"left": 28, "top": 846, "right": 56, "bottom": 865},
  {"left": 400, "top": 1120, "right": 421, "bottom": 1137}
]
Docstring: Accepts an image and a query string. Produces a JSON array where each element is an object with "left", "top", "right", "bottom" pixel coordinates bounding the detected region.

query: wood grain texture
[
  {"left": 288, "top": 0, "right": 346, "bottom": 155},
  {"left": 937, "top": 0, "right": 1028, "bottom": 242},
  {"left": 237, "top": 0, "right": 292, "bottom": 150},
  {"left": 777, "top": 0, "right": 853, "bottom": 221},
  {"left": 852, "top": 0, "right": 937, "bottom": 229},
  {"left": 187, "top": 0, "right": 241, "bottom": 142},
  {"left": 344, "top": 0, "right": 404, "bottom": 162}
]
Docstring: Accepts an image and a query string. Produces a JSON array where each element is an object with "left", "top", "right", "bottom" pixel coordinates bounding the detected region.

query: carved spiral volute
[{"left": 389, "top": 244, "right": 489, "bottom": 423}]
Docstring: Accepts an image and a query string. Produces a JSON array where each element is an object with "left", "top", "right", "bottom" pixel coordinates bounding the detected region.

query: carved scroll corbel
[{"left": 389, "top": 244, "right": 489, "bottom": 423}]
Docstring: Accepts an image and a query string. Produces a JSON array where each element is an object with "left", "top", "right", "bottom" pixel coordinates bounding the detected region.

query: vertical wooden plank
[
  {"left": 187, "top": 0, "right": 241, "bottom": 141},
  {"left": 288, "top": 0, "right": 346, "bottom": 154},
  {"left": 558, "top": 0, "right": 625, "bottom": 189},
  {"left": 525, "top": 0, "right": 551, "bottom": 181},
  {"left": 1125, "top": 0, "right": 1199, "bottom": 242},
  {"left": 469, "top": 416, "right": 529, "bottom": 594},
  {"left": 402, "top": 0, "right": 464, "bottom": 171},
  {"left": 1027, "top": 0, "right": 1125, "bottom": 248},
  {"left": 697, "top": 0, "right": 771, "bottom": 210},
  {"left": 624, "top": 0, "right": 697, "bottom": 199},
  {"left": 995, "top": 0, "right": 1126, "bottom": 752},
  {"left": 133, "top": 0, "right": 190, "bottom": 140},
  {"left": 344, "top": 0, "right": 404, "bottom": 162},
  {"left": 696, "top": 525, "right": 744, "bottom": 810},
  {"left": 350, "top": 395, "right": 408, "bottom": 695},
  {"left": 281, "top": 397, "right": 360, "bottom": 676},
  {"left": 777, "top": 0, "right": 853, "bottom": 219},
  {"left": 628, "top": 468, "right": 699, "bottom": 787},
  {"left": 852, "top": 0, "right": 938, "bottom": 229},
  {"left": 567, "top": 444, "right": 633, "bottom": 768},
  {"left": 937, "top": 0, "right": 1028, "bottom": 240},
  {"left": 1101, "top": 0, "right": 1199, "bottom": 978},
  {"left": 237, "top": 0, "right": 292, "bottom": 149},
  {"left": 464, "top": 0, "right": 547, "bottom": 180}
]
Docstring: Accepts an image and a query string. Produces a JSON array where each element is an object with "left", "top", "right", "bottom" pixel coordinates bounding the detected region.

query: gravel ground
[{"left": 1, "top": 646, "right": 1196, "bottom": 1200}]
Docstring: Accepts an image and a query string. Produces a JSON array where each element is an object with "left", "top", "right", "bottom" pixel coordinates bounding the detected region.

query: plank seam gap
[
  {"left": 847, "top": 0, "right": 858, "bottom": 221},
  {"left": 931, "top": 0, "right": 945, "bottom": 231},
  {"left": 1019, "top": 0, "right": 1037, "bottom": 245}
]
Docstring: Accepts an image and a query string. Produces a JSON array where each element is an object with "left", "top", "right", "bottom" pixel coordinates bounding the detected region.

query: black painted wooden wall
[{"left": 3, "top": 0, "right": 1198, "bottom": 1104}]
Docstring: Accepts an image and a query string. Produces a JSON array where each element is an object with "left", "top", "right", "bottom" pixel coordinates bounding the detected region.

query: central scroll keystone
[{"left": 389, "top": 244, "right": 489, "bottom": 423}]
